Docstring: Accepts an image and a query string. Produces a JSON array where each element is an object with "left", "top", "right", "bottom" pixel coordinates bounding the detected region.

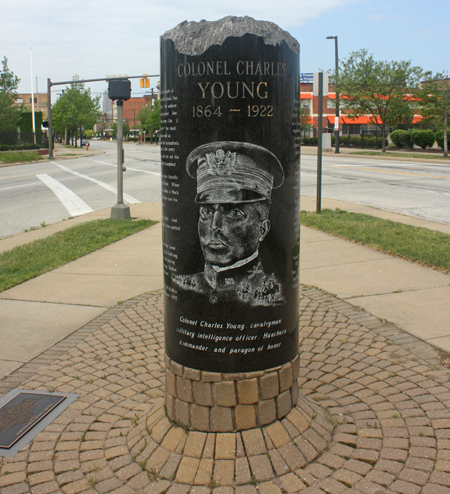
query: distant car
[
  {"left": 92, "top": 136, "right": 101, "bottom": 140},
  {"left": 81, "top": 139, "right": 89, "bottom": 146}
]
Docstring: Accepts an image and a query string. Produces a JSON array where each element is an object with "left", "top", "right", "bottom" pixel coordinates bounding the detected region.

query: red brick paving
[{"left": 1, "top": 287, "right": 450, "bottom": 493}]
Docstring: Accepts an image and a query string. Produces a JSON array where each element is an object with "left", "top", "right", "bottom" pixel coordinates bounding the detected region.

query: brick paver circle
[{"left": 0, "top": 287, "right": 449, "bottom": 494}]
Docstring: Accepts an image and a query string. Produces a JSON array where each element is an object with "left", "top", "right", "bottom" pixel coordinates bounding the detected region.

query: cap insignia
[{"left": 205, "top": 149, "right": 236, "bottom": 176}]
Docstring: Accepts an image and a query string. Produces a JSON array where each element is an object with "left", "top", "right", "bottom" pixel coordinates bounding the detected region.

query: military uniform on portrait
[{"left": 173, "top": 141, "right": 285, "bottom": 307}]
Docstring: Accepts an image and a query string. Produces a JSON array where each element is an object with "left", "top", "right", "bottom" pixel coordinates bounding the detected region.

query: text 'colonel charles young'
[{"left": 173, "top": 141, "right": 285, "bottom": 306}]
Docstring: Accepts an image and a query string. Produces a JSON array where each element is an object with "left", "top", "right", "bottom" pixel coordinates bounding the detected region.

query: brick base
[{"left": 164, "top": 354, "right": 300, "bottom": 432}]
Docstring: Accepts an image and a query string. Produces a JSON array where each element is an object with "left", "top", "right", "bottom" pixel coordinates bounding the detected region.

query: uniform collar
[{"left": 204, "top": 252, "right": 263, "bottom": 290}]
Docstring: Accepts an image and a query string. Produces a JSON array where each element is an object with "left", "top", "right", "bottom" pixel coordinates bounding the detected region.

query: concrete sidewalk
[
  {"left": 1, "top": 197, "right": 450, "bottom": 493},
  {"left": 0, "top": 197, "right": 449, "bottom": 382}
]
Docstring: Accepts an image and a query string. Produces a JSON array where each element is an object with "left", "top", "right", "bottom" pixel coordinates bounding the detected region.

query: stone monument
[{"left": 160, "top": 16, "right": 301, "bottom": 432}]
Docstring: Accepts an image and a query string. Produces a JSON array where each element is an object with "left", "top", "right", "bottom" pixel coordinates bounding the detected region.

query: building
[
  {"left": 122, "top": 94, "right": 157, "bottom": 126},
  {"left": 111, "top": 95, "right": 157, "bottom": 127},
  {"left": 15, "top": 93, "right": 48, "bottom": 120},
  {"left": 300, "top": 78, "right": 423, "bottom": 138},
  {"left": 102, "top": 89, "right": 113, "bottom": 122}
]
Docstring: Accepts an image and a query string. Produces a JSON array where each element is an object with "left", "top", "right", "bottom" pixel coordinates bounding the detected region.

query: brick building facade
[
  {"left": 301, "top": 82, "right": 423, "bottom": 138},
  {"left": 15, "top": 93, "right": 48, "bottom": 119}
]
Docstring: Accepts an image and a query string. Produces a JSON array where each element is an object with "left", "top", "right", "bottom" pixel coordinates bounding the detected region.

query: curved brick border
[
  {"left": 1, "top": 287, "right": 450, "bottom": 494},
  {"left": 125, "top": 395, "right": 334, "bottom": 489},
  {"left": 164, "top": 355, "right": 300, "bottom": 432}
]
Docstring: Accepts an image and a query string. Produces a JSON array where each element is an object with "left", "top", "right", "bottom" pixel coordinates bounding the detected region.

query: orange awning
[
  {"left": 327, "top": 94, "right": 350, "bottom": 100},
  {"left": 326, "top": 116, "right": 346, "bottom": 124},
  {"left": 343, "top": 116, "right": 382, "bottom": 125},
  {"left": 300, "top": 93, "right": 313, "bottom": 99}
]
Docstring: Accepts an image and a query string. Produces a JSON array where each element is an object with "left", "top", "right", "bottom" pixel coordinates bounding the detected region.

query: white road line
[
  {"left": 54, "top": 162, "right": 140, "bottom": 204},
  {"left": 93, "top": 160, "right": 161, "bottom": 177},
  {"left": 0, "top": 183, "right": 37, "bottom": 192},
  {"left": 36, "top": 174, "right": 94, "bottom": 216}
]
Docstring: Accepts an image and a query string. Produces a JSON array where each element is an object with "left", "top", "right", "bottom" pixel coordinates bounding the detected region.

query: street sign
[
  {"left": 313, "top": 72, "right": 328, "bottom": 96},
  {"left": 108, "top": 79, "right": 131, "bottom": 101},
  {"left": 300, "top": 73, "right": 314, "bottom": 84}
]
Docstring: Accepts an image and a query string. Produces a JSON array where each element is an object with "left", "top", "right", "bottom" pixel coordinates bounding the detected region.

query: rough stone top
[{"left": 161, "top": 15, "right": 300, "bottom": 56}]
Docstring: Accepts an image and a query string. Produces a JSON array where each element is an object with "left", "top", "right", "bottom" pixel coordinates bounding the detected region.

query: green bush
[
  {"left": 376, "top": 137, "right": 388, "bottom": 149},
  {"left": 19, "top": 112, "right": 43, "bottom": 133},
  {"left": 435, "top": 130, "right": 450, "bottom": 150},
  {"left": 364, "top": 136, "right": 376, "bottom": 148},
  {"left": 0, "top": 143, "right": 39, "bottom": 152},
  {"left": 302, "top": 137, "right": 318, "bottom": 146},
  {"left": 411, "top": 130, "right": 435, "bottom": 149},
  {"left": 350, "top": 136, "right": 360, "bottom": 147},
  {"left": 390, "top": 130, "right": 414, "bottom": 149}
]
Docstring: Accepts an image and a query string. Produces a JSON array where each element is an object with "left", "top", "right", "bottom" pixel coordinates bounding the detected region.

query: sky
[{"left": 2, "top": 0, "right": 449, "bottom": 107}]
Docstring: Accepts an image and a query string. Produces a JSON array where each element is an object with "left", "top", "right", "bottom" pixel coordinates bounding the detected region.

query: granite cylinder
[{"left": 160, "top": 16, "right": 301, "bottom": 375}]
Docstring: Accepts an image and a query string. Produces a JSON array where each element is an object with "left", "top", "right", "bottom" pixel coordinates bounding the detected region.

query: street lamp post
[{"left": 327, "top": 35, "right": 340, "bottom": 154}]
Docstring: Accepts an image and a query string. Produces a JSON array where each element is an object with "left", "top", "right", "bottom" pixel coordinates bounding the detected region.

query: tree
[
  {"left": 332, "top": 49, "right": 423, "bottom": 152},
  {"left": 0, "top": 57, "right": 22, "bottom": 133},
  {"left": 138, "top": 99, "right": 160, "bottom": 136},
  {"left": 299, "top": 106, "right": 313, "bottom": 132},
  {"left": 111, "top": 121, "right": 130, "bottom": 138},
  {"left": 51, "top": 75, "right": 101, "bottom": 146},
  {"left": 417, "top": 71, "right": 450, "bottom": 157}
]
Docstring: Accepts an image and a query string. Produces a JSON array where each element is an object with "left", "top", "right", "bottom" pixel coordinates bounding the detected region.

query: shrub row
[
  {"left": 435, "top": 130, "right": 450, "bottom": 150},
  {"left": 389, "top": 129, "right": 449, "bottom": 150},
  {"left": 302, "top": 135, "right": 387, "bottom": 148},
  {"left": 0, "top": 143, "right": 40, "bottom": 152},
  {"left": 302, "top": 130, "right": 449, "bottom": 151}
]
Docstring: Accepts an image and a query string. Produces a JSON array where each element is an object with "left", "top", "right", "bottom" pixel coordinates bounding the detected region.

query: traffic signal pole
[
  {"left": 110, "top": 100, "right": 130, "bottom": 220},
  {"left": 47, "top": 78, "right": 53, "bottom": 159},
  {"left": 46, "top": 74, "right": 158, "bottom": 159}
]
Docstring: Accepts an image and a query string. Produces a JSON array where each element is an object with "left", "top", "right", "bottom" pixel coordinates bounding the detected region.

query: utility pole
[
  {"left": 47, "top": 78, "right": 53, "bottom": 158},
  {"left": 30, "top": 48, "right": 36, "bottom": 144},
  {"left": 327, "top": 36, "right": 340, "bottom": 153},
  {"left": 316, "top": 72, "right": 323, "bottom": 213}
]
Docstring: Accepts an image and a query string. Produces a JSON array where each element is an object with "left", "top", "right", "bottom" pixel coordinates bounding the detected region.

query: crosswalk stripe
[
  {"left": 36, "top": 174, "right": 94, "bottom": 216},
  {"left": 93, "top": 160, "right": 161, "bottom": 177},
  {"left": 53, "top": 162, "right": 141, "bottom": 204}
]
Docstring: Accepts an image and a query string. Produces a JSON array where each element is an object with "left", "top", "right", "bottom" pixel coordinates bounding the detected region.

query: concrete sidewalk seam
[{"left": 0, "top": 294, "right": 152, "bottom": 398}]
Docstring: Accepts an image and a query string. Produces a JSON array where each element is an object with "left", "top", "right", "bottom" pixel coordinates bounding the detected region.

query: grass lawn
[
  {"left": 351, "top": 150, "right": 449, "bottom": 160},
  {"left": 300, "top": 209, "right": 450, "bottom": 274},
  {"left": 0, "top": 151, "right": 44, "bottom": 164},
  {"left": 0, "top": 219, "right": 156, "bottom": 292}
]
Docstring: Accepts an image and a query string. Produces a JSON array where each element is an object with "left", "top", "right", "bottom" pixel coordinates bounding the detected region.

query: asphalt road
[
  {"left": 300, "top": 153, "right": 450, "bottom": 225},
  {"left": 0, "top": 141, "right": 161, "bottom": 238},
  {"left": 0, "top": 141, "right": 449, "bottom": 239}
]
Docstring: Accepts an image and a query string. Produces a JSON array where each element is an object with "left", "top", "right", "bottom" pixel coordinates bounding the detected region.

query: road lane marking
[
  {"left": 54, "top": 162, "right": 140, "bottom": 204},
  {"left": 36, "top": 174, "right": 94, "bottom": 216},
  {"left": 0, "top": 182, "right": 37, "bottom": 191},
  {"left": 93, "top": 160, "right": 161, "bottom": 176},
  {"left": 0, "top": 175, "right": 35, "bottom": 182},
  {"left": 330, "top": 165, "right": 449, "bottom": 179}
]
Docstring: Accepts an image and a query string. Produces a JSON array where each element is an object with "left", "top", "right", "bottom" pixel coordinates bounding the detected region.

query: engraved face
[{"left": 198, "top": 202, "right": 270, "bottom": 267}]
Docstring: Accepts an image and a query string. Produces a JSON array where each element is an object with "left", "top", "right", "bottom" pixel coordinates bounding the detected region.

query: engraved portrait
[{"left": 173, "top": 141, "right": 285, "bottom": 306}]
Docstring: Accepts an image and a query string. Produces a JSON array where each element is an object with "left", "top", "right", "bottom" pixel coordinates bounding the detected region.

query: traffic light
[{"left": 140, "top": 74, "right": 150, "bottom": 88}]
